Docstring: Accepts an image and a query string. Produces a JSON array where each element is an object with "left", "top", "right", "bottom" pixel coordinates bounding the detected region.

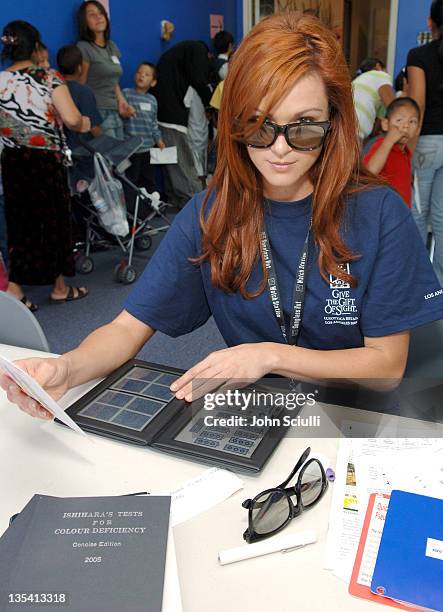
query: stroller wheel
[
  {"left": 134, "top": 234, "right": 153, "bottom": 251},
  {"left": 121, "top": 265, "right": 137, "bottom": 284},
  {"left": 75, "top": 254, "right": 94, "bottom": 274},
  {"left": 114, "top": 262, "right": 124, "bottom": 282},
  {"left": 114, "top": 263, "right": 137, "bottom": 284}
]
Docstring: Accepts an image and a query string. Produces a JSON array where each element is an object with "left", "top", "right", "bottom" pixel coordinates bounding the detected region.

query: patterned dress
[{"left": 0, "top": 67, "right": 75, "bottom": 285}]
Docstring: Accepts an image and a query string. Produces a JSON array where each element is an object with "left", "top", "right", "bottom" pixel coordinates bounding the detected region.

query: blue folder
[{"left": 371, "top": 490, "right": 443, "bottom": 611}]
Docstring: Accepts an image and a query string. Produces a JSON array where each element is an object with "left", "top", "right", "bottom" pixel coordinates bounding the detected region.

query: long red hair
[{"left": 198, "top": 12, "right": 381, "bottom": 296}]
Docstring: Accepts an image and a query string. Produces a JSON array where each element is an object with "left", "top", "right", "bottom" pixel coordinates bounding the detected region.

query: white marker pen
[{"left": 218, "top": 529, "right": 317, "bottom": 565}]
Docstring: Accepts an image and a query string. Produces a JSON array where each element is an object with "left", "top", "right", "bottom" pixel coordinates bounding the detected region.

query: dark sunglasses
[
  {"left": 242, "top": 447, "right": 328, "bottom": 543},
  {"left": 243, "top": 118, "right": 331, "bottom": 151}
]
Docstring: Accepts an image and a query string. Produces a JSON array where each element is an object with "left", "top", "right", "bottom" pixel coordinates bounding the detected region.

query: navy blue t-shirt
[
  {"left": 124, "top": 187, "right": 443, "bottom": 350},
  {"left": 65, "top": 80, "right": 102, "bottom": 151}
]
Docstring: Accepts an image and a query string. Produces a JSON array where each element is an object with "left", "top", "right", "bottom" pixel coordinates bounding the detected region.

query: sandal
[
  {"left": 20, "top": 295, "right": 38, "bottom": 313},
  {"left": 49, "top": 286, "right": 89, "bottom": 304}
]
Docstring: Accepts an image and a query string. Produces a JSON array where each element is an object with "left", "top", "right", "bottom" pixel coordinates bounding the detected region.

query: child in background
[
  {"left": 33, "top": 41, "right": 50, "bottom": 68},
  {"left": 123, "top": 62, "right": 165, "bottom": 199},
  {"left": 56, "top": 45, "right": 102, "bottom": 149},
  {"left": 56, "top": 45, "right": 102, "bottom": 181},
  {"left": 212, "top": 30, "right": 234, "bottom": 83},
  {"left": 364, "top": 97, "right": 420, "bottom": 208}
]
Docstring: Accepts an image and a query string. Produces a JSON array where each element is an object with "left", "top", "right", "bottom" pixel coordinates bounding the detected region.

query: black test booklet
[
  {"left": 63, "top": 359, "right": 302, "bottom": 473},
  {"left": 0, "top": 494, "right": 170, "bottom": 612}
]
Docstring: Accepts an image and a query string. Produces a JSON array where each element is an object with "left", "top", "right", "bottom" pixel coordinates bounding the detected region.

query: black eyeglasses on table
[{"left": 242, "top": 447, "right": 328, "bottom": 543}]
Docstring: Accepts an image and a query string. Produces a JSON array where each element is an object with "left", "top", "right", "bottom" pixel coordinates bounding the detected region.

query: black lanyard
[{"left": 260, "top": 222, "right": 311, "bottom": 345}]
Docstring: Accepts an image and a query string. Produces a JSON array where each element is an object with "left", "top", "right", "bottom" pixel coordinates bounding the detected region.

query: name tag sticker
[
  {"left": 426, "top": 537, "right": 443, "bottom": 561},
  {"left": 139, "top": 102, "right": 151, "bottom": 111},
  {"left": 111, "top": 55, "right": 120, "bottom": 64}
]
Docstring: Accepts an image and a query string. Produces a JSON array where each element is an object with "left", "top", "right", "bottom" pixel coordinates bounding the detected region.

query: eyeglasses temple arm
[{"left": 278, "top": 447, "right": 311, "bottom": 488}]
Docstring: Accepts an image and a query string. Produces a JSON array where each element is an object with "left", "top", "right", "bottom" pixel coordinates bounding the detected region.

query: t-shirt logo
[
  {"left": 324, "top": 263, "right": 358, "bottom": 326},
  {"left": 329, "top": 263, "right": 351, "bottom": 289}
]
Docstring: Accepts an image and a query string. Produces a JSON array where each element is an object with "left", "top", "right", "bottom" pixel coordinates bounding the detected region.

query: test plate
[{"left": 65, "top": 361, "right": 182, "bottom": 444}]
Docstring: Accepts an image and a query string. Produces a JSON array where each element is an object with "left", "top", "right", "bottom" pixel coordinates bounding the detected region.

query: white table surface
[{"left": 0, "top": 343, "right": 440, "bottom": 612}]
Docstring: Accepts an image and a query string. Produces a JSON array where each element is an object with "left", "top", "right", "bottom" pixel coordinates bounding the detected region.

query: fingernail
[
  {"left": 170, "top": 383, "right": 177, "bottom": 391},
  {"left": 176, "top": 391, "right": 184, "bottom": 399},
  {"left": 8, "top": 384, "right": 16, "bottom": 392},
  {"left": 29, "top": 400, "right": 37, "bottom": 410},
  {"left": 185, "top": 395, "right": 192, "bottom": 402}
]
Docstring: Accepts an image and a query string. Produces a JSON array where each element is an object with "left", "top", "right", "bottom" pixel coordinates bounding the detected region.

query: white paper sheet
[
  {"left": 160, "top": 467, "right": 243, "bottom": 527},
  {"left": 355, "top": 446, "right": 443, "bottom": 515},
  {"left": 0, "top": 354, "right": 87, "bottom": 438},
  {"left": 393, "top": 447, "right": 443, "bottom": 497},
  {"left": 352, "top": 435, "right": 441, "bottom": 457},
  {"left": 150, "top": 146, "right": 178, "bottom": 164},
  {"left": 324, "top": 439, "right": 361, "bottom": 583}
]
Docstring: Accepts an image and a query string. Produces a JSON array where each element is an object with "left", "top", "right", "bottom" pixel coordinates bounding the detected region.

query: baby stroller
[{"left": 71, "top": 134, "right": 171, "bottom": 284}]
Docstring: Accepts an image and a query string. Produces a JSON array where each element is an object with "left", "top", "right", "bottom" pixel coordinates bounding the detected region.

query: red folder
[{"left": 349, "top": 493, "right": 421, "bottom": 611}]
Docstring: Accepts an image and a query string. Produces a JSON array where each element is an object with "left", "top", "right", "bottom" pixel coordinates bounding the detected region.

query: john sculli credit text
[{"left": 203, "top": 414, "right": 321, "bottom": 428}]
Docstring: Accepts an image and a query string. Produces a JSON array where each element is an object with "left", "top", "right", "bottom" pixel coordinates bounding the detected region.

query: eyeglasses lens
[
  {"left": 246, "top": 122, "right": 275, "bottom": 147},
  {"left": 300, "top": 460, "right": 323, "bottom": 506},
  {"left": 287, "top": 124, "right": 326, "bottom": 149},
  {"left": 252, "top": 490, "right": 291, "bottom": 535}
]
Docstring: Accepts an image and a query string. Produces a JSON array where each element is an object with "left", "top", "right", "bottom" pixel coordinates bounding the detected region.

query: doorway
[
  {"left": 242, "top": 0, "right": 396, "bottom": 76},
  {"left": 343, "top": 0, "right": 392, "bottom": 75}
]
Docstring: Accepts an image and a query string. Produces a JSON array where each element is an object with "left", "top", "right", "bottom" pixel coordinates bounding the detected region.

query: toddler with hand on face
[{"left": 364, "top": 97, "right": 420, "bottom": 208}]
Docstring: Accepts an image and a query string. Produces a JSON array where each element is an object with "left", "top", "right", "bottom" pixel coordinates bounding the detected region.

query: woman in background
[
  {"left": 408, "top": 0, "right": 443, "bottom": 286},
  {"left": 0, "top": 21, "right": 90, "bottom": 309},
  {"left": 77, "top": 0, "right": 134, "bottom": 139}
]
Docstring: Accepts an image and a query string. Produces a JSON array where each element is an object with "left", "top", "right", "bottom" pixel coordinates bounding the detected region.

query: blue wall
[
  {"left": 1, "top": 1, "right": 79, "bottom": 63},
  {"left": 394, "top": 1, "right": 429, "bottom": 77},
  {"left": 1, "top": 0, "right": 239, "bottom": 87},
  {"left": 111, "top": 0, "right": 239, "bottom": 87}
]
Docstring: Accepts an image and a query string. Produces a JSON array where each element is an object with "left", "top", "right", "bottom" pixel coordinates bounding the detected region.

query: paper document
[
  {"left": 161, "top": 467, "right": 243, "bottom": 527},
  {"left": 150, "top": 146, "right": 177, "bottom": 164},
  {"left": 323, "top": 439, "right": 360, "bottom": 583},
  {"left": 0, "top": 354, "right": 87, "bottom": 438},
  {"left": 392, "top": 448, "right": 443, "bottom": 498},
  {"left": 355, "top": 447, "right": 443, "bottom": 514}
]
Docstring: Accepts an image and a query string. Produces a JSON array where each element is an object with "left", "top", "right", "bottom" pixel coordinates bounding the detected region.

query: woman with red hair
[{"left": 2, "top": 14, "right": 443, "bottom": 418}]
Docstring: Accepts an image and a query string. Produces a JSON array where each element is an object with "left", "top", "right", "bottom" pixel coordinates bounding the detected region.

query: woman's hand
[
  {"left": 79, "top": 116, "right": 92, "bottom": 133},
  {"left": 118, "top": 99, "right": 136, "bottom": 118},
  {"left": 170, "top": 343, "right": 278, "bottom": 402},
  {"left": 0, "top": 357, "right": 71, "bottom": 420}
]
